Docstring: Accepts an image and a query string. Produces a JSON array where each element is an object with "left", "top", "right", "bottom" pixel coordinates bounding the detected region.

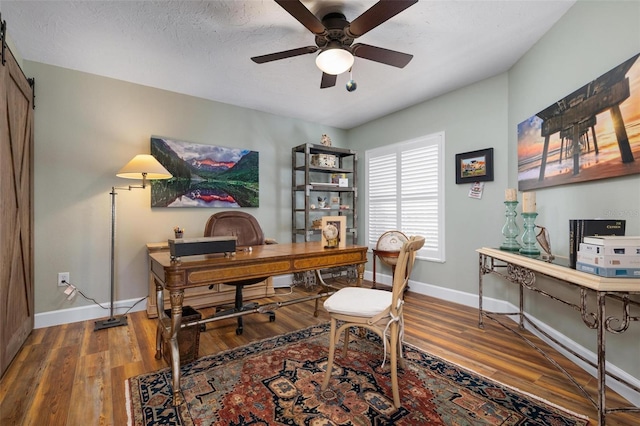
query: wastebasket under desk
[
  {"left": 146, "top": 242, "right": 275, "bottom": 318},
  {"left": 161, "top": 306, "right": 201, "bottom": 365}
]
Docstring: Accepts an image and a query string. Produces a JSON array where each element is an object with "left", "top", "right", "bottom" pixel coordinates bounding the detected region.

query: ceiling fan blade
[
  {"left": 320, "top": 73, "right": 337, "bottom": 89},
  {"left": 275, "top": 0, "right": 327, "bottom": 35},
  {"left": 352, "top": 43, "right": 413, "bottom": 68},
  {"left": 347, "top": 0, "right": 418, "bottom": 38},
  {"left": 251, "top": 46, "right": 318, "bottom": 64}
]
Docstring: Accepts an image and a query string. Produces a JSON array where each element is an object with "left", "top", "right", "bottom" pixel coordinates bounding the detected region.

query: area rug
[{"left": 126, "top": 323, "right": 588, "bottom": 426}]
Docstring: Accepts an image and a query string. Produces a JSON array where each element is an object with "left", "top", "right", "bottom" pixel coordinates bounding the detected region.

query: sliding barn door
[{"left": 0, "top": 45, "right": 35, "bottom": 377}]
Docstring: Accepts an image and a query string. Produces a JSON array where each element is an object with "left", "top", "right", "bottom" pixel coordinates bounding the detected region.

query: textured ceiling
[{"left": 2, "top": 0, "right": 575, "bottom": 129}]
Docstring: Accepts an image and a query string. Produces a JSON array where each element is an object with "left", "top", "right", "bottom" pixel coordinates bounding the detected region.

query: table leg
[
  {"left": 519, "top": 282, "right": 525, "bottom": 330},
  {"left": 314, "top": 269, "right": 326, "bottom": 317},
  {"left": 169, "top": 289, "right": 184, "bottom": 406},
  {"left": 478, "top": 254, "right": 484, "bottom": 328},
  {"left": 596, "top": 292, "right": 606, "bottom": 426},
  {"left": 372, "top": 253, "right": 378, "bottom": 289},
  {"left": 154, "top": 278, "right": 164, "bottom": 360},
  {"left": 356, "top": 263, "right": 364, "bottom": 287}
]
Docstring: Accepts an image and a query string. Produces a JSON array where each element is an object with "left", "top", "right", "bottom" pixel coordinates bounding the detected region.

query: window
[{"left": 365, "top": 132, "right": 445, "bottom": 262}]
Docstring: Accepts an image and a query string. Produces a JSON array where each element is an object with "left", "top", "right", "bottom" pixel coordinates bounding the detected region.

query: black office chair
[{"left": 204, "top": 211, "right": 276, "bottom": 335}]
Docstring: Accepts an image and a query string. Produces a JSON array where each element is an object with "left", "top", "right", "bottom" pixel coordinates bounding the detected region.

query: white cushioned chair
[{"left": 321, "top": 235, "right": 425, "bottom": 408}]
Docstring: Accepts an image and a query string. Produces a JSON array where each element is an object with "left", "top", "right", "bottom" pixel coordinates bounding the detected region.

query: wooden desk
[
  {"left": 477, "top": 247, "right": 640, "bottom": 425},
  {"left": 145, "top": 242, "right": 274, "bottom": 318},
  {"left": 150, "top": 241, "right": 368, "bottom": 405}
]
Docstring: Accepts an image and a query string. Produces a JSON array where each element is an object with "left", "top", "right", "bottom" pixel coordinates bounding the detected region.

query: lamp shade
[
  {"left": 316, "top": 46, "right": 354, "bottom": 75},
  {"left": 116, "top": 154, "right": 172, "bottom": 180}
]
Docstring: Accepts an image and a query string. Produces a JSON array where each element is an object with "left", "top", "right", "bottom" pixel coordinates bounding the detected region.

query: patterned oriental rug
[{"left": 126, "top": 323, "right": 588, "bottom": 426}]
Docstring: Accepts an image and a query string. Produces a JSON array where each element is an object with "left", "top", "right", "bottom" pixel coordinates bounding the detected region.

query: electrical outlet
[{"left": 58, "top": 272, "right": 70, "bottom": 287}]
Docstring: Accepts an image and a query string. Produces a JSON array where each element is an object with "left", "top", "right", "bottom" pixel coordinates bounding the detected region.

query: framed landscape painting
[
  {"left": 455, "top": 148, "right": 494, "bottom": 184},
  {"left": 150, "top": 136, "right": 259, "bottom": 207},
  {"left": 517, "top": 53, "right": 640, "bottom": 191}
]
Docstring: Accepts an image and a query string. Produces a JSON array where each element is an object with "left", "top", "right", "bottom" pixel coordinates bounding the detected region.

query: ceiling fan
[{"left": 251, "top": 0, "right": 418, "bottom": 89}]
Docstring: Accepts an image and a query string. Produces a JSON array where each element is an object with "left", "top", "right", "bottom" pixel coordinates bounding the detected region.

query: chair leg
[
  {"left": 389, "top": 321, "right": 401, "bottom": 407},
  {"left": 322, "top": 318, "right": 338, "bottom": 390},
  {"left": 215, "top": 283, "right": 275, "bottom": 335},
  {"left": 235, "top": 285, "right": 244, "bottom": 335},
  {"left": 342, "top": 326, "right": 350, "bottom": 357},
  {"left": 397, "top": 333, "right": 406, "bottom": 370}
]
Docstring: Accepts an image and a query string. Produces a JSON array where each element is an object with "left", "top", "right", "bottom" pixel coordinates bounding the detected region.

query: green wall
[
  {"left": 26, "top": 62, "right": 346, "bottom": 314},
  {"left": 508, "top": 0, "right": 640, "bottom": 383},
  {"left": 348, "top": 0, "right": 640, "bottom": 385}
]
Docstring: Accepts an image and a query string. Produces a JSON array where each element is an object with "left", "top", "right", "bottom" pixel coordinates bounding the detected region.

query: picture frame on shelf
[
  {"left": 330, "top": 196, "right": 341, "bottom": 209},
  {"left": 321, "top": 216, "right": 346, "bottom": 248},
  {"left": 455, "top": 148, "right": 494, "bottom": 184}
]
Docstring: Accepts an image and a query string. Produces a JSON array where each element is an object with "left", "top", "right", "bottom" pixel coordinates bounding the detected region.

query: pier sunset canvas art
[{"left": 517, "top": 53, "right": 640, "bottom": 191}]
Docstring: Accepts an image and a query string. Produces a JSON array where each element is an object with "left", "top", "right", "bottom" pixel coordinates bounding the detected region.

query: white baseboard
[
  {"left": 35, "top": 271, "right": 640, "bottom": 406},
  {"left": 36, "top": 275, "right": 296, "bottom": 328},
  {"left": 35, "top": 297, "right": 148, "bottom": 329},
  {"left": 36, "top": 276, "right": 296, "bottom": 329}
]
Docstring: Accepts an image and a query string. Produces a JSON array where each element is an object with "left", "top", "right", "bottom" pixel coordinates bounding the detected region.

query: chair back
[
  {"left": 391, "top": 236, "right": 425, "bottom": 313},
  {"left": 204, "top": 211, "right": 265, "bottom": 247}
]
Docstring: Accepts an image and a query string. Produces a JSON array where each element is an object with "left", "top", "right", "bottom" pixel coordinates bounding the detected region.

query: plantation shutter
[{"left": 365, "top": 132, "right": 444, "bottom": 261}]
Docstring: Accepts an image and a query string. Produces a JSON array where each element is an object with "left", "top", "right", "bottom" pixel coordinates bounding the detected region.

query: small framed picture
[
  {"left": 321, "top": 216, "right": 346, "bottom": 248},
  {"left": 455, "top": 148, "right": 494, "bottom": 184}
]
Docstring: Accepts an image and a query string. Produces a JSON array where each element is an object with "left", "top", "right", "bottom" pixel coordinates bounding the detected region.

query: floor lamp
[{"left": 94, "top": 154, "right": 172, "bottom": 331}]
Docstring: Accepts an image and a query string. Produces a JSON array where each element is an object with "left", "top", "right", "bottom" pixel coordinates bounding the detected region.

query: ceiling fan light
[{"left": 316, "top": 48, "right": 354, "bottom": 75}]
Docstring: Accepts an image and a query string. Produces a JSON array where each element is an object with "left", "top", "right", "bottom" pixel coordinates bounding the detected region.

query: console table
[
  {"left": 150, "top": 241, "right": 368, "bottom": 405},
  {"left": 477, "top": 247, "right": 640, "bottom": 425}
]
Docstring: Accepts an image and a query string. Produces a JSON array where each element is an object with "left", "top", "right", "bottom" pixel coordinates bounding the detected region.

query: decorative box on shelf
[
  {"left": 311, "top": 154, "right": 337, "bottom": 168},
  {"left": 331, "top": 173, "right": 348, "bottom": 187}
]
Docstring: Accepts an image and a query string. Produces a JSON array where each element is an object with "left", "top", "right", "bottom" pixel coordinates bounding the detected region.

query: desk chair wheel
[
  {"left": 236, "top": 326, "right": 243, "bottom": 335},
  {"left": 269, "top": 313, "right": 276, "bottom": 322}
]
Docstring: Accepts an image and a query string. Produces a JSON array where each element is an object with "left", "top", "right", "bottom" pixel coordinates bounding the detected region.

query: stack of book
[
  {"left": 569, "top": 219, "right": 625, "bottom": 269},
  {"left": 576, "top": 236, "right": 640, "bottom": 278}
]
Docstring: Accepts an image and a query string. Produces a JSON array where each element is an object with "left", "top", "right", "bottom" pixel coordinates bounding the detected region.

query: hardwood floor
[{"left": 0, "top": 283, "right": 637, "bottom": 425}]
